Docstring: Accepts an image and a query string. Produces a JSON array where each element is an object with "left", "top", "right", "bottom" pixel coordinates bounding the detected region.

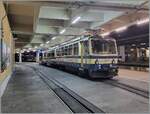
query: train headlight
[
  {"left": 110, "top": 64, "right": 112, "bottom": 67},
  {"left": 98, "top": 64, "right": 101, "bottom": 69}
]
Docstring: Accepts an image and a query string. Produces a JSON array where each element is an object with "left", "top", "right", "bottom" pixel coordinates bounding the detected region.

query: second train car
[{"left": 41, "top": 35, "right": 119, "bottom": 78}]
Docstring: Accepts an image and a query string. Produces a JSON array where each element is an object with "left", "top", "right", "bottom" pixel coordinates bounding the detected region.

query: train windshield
[{"left": 91, "top": 39, "right": 117, "bottom": 54}]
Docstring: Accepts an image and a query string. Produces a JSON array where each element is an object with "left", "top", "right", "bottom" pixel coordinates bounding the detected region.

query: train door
[
  {"left": 83, "top": 40, "right": 89, "bottom": 64},
  {"left": 80, "top": 40, "right": 90, "bottom": 68}
]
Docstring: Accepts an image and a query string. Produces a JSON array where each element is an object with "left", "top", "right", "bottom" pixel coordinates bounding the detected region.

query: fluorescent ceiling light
[
  {"left": 34, "top": 46, "right": 37, "bottom": 49},
  {"left": 60, "top": 29, "right": 66, "bottom": 34},
  {"left": 46, "top": 41, "right": 50, "bottom": 44},
  {"left": 40, "top": 44, "right": 44, "bottom": 46},
  {"left": 115, "top": 26, "right": 127, "bottom": 32},
  {"left": 140, "top": 43, "right": 146, "bottom": 45},
  {"left": 101, "top": 32, "right": 110, "bottom": 37},
  {"left": 137, "top": 18, "right": 149, "bottom": 25},
  {"left": 132, "top": 44, "right": 136, "bottom": 46},
  {"left": 52, "top": 37, "right": 56, "bottom": 40},
  {"left": 71, "top": 16, "right": 81, "bottom": 24}
]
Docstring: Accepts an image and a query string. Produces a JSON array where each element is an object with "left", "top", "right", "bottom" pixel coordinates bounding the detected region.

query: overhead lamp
[
  {"left": 140, "top": 43, "right": 146, "bottom": 45},
  {"left": 60, "top": 29, "right": 66, "bottom": 34},
  {"left": 115, "top": 26, "right": 127, "bottom": 32},
  {"left": 137, "top": 18, "right": 149, "bottom": 25},
  {"left": 71, "top": 16, "right": 81, "bottom": 24},
  {"left": 52, "top": 37, "right": 56, "bottom": 40},
  {"left": 130, "top": 48, "right": 134, "bottom": 51},
  {"left": 40, "top": 44, "right": 44, "bottom": 46},
  {"left": 34, "top": 46, "right": 38, "bottom": 49},
  {"left": 101, "top": 32, "right": 110, "bottom": 37},
  {"left": 46, "top": 41, "right": 50, "bottom": 44}
]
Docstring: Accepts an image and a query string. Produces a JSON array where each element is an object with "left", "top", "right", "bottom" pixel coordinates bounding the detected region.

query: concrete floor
[
  {"left": 31, "top": 63, "right": 148, "bottom": 113},
  {"left": 1, "top": 63, "right": 149, "bottom": 113},
  {"left": 1, "top": 65, "right": 71, "bottom": 113},
  {"left": 118, "top": 69, "right": 149, "bottom": 82}
]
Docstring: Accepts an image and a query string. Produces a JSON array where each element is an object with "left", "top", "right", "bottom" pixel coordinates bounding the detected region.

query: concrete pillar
[
  {"left": 36, "top": 51, "right": 40, "bottom": 62},
  {"left": 19, "top": 52, "right": 22, "bottom": 63},
  {"left": 119, "top": 46, "right": 125, "bottom": 62}
]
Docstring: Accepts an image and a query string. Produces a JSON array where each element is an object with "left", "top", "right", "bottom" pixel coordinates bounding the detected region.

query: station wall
[{"left": 0, "top": 1, "right": 14, "bottom": 97}]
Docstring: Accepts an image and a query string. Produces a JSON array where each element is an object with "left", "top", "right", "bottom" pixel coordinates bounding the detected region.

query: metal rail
[
  {"left": 36, "top": 64, "right": 149, "bottom": 99},
  {"left": 31, "top": 66, "right": 105, "bottom": 113},
  {"left": 39, "top": 64, "right": 149, "bottom": 99},
  {"left": 103, "top": 79, "right": 149, "bottom": 99}
]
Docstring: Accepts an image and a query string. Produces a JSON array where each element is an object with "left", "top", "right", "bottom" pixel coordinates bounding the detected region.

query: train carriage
[{"left": 41, "top": 35, "right": 119, "bottom": 78}]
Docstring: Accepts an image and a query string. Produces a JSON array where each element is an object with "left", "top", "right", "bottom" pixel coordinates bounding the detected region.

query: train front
[{"left": 88, "top": 37, "right": 118, "bottom": 78}]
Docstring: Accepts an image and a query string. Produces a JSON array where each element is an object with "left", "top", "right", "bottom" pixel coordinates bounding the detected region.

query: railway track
[
  {"left": 102, "top": 79, "right": 149, "bottom": 99},
  {"left": 30, "top": 66, "right": 105, "bottom": 113},
  {"left": 40, "top": 64, "right": 149, "bottom": 99}
]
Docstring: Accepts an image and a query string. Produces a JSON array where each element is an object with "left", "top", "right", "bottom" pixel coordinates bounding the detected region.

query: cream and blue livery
[{"left": 41, "top": 35, "right": 118, "bottom": 78}]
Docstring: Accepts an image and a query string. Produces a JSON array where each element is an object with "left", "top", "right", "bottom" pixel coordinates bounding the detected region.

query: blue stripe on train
[{"left": 55, "top": 61, "right": 117, "bottom": 71}]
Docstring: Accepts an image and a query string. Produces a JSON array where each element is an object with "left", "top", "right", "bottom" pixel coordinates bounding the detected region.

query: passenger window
[
  {"left": 68, "top": 45, "right": 73, "bottom": 55},
  {"left": 59, "top": 48, "right": 61, "bottom": 56},
  {"left": 52, "top": 51, "right": 55, "bottom": 58},
  {"left": 47, "top": 53, "right": 50, "bottom": 58},
  {"left": 56, "top": 49, "right": 60, "bottom": 56},
  {"left": 64, "top": 46, "right": 68, "bottom": 55},
  {"left": 60, "top": 48, "right": 64, "bottom": 56},
  {"left": 83, "top": 41, "right": 89, "bottom": 55},
  {"left": 73, "top": 43, "right": 78, "bottom": 55}
]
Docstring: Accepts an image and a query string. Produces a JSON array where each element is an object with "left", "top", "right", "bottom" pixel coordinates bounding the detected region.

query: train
[{"left": 40, "top": 35, "right": 119, "bottom": 78}]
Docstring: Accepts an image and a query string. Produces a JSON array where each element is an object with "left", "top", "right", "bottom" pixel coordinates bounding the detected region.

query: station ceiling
[{"left": 4, "top": 0, "right": 149, "bottom": 50}]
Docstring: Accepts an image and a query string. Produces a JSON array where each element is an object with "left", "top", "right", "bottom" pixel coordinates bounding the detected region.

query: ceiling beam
[
  {"left": 6, "top": 1, "right": 148, "bottom": 11},
  {"left": 38, "top": 19, "right": 64, "bottom": 27},
  {"left": 12, "top": 30, "right": 81, "bottom": 36},
  {"left": 33, "top": 6, "right": 40, "bottom": 32}
]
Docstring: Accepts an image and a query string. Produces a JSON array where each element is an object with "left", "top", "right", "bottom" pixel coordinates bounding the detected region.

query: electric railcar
[{"left": 41, "top": 35, "right": 118, "bottom": 78}]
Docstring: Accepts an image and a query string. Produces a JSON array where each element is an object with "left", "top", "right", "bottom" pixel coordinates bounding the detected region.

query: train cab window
[
  {"left": 83, "top": 40, "right": 89, "bottom": 55},
  {"left": 91, "top": 39, "right": 116, "bottom": 54},
  {"left": 73, "top": 43, "right": 79, "bottom": 55}
]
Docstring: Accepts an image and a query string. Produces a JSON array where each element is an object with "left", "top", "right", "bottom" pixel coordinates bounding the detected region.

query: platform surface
[
  {"left": 1, "top": 64, "right": 71, "bottom": 113},
  {"left": 118, "top": 68, "right": 149, "bottom": 82}
]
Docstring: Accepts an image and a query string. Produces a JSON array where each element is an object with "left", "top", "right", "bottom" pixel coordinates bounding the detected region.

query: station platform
[
  {"left": 1, "top": 64, "right": 71, "bottom": 113},
  {"left": 1, "top": 63, "right": 149, "bottom": 113},
  {"left": 118, "top": 69, "right": 149, "bottom": 82}
]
